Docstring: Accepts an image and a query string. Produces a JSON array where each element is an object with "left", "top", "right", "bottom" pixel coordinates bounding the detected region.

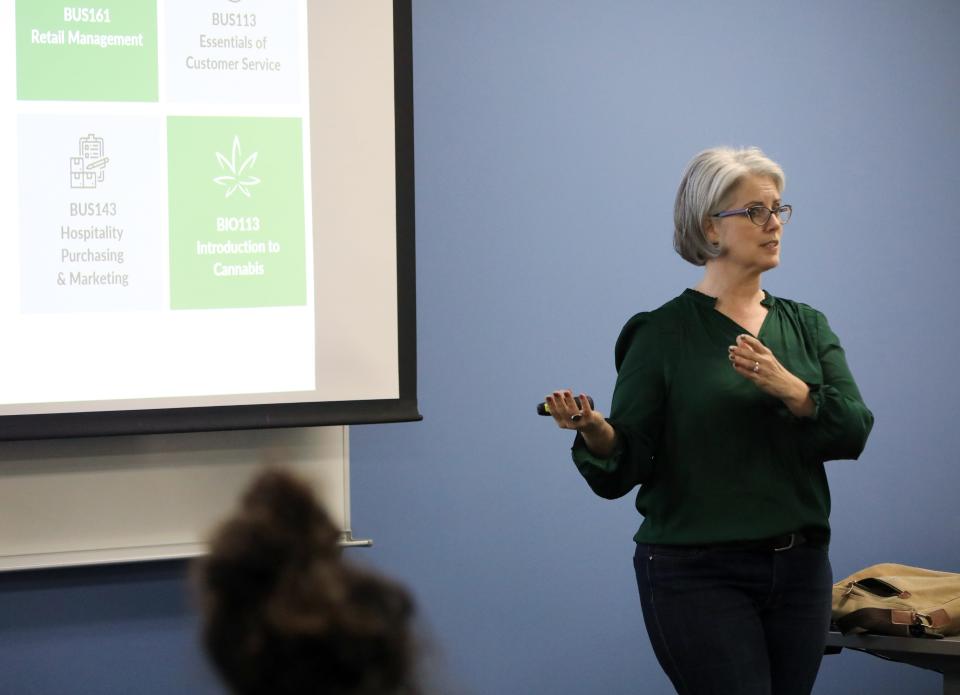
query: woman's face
[{"left": 707, "top": 174, "right": 784, "bottom": 272}]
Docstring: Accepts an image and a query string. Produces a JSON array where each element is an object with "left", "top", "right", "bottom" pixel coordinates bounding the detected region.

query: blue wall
[
  {"left": 2, "top": 1, "right": 958, "bottom": 693},
  {"left": 0, "top": 561, "right": 220, "bottom": 693}
]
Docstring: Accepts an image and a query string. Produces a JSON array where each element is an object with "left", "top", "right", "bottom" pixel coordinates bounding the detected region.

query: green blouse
[{"left": 572, "top": 288, "right": 874, "bottom": 546}]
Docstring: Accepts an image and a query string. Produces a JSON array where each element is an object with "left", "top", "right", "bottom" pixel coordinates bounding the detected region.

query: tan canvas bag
[{"left": 832, "top": 563, "right": 960, "bottom": 638}]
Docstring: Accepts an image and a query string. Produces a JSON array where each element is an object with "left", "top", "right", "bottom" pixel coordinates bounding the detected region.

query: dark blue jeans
[{"left": 634, "top": 542, "right": 833, "bottom": 695}]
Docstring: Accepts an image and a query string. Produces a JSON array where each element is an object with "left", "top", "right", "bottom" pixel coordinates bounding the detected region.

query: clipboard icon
[{"left": 69, "top": 134, "right": 109, "bottom": 189}]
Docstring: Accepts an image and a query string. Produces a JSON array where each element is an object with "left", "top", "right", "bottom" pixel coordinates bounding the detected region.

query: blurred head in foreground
[{"left": 196, "top": 468, "right": 419, "bottom": 695}]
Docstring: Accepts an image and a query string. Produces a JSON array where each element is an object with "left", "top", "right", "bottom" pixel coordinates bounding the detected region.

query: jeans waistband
[{"left": 648, "top": 530, "right": 829, "bottom": 553}]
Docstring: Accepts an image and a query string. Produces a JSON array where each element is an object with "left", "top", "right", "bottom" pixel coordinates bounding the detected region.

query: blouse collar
[{"left": 683, "top": 287, "right": 774, "bottom": 308}]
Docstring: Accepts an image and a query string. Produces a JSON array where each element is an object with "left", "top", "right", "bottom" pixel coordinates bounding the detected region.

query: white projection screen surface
[{"left": 0, "top": 0, "right": 419, "bottom": 439}]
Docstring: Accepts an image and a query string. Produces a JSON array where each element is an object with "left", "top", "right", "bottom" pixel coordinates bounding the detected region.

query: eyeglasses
[{"left": 711, "top": 204, "right": 793, "bottom": 226}]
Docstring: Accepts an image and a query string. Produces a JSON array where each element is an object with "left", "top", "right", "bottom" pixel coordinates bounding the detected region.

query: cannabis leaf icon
[{"left": 213, "top": 136, "right": 261, "bottom": 198}]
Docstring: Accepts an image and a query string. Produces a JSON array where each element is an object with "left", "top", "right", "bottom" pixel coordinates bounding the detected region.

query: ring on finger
[{"left": 753, "top": 361, "right": 760, "bottom": 373}]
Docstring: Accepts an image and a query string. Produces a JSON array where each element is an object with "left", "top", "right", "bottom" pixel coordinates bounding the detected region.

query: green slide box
[
  {"left": 16, "top": 0, "right": 158, "bottom": 102},
  {"left": 167, "top": 117, "right": 308, "bottom": 310}
]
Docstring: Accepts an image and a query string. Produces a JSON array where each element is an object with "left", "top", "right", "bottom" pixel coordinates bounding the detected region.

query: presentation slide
[{"left": 0, "top": 0, "right": 405, "bottom": 425}]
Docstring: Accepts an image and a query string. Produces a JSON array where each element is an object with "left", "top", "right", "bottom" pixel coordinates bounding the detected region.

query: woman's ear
[{"left": 703, "top": 217, "right": 720, "bottom": 247}]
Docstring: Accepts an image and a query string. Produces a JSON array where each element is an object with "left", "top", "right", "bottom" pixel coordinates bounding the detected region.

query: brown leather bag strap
[{"left": 835, "top": 608, "right": 923, "bottom": 637}]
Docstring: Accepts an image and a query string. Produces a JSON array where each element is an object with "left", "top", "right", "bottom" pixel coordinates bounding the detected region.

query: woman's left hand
[{"left": 728, "top": 334, "right": 815, "bottom": 417}]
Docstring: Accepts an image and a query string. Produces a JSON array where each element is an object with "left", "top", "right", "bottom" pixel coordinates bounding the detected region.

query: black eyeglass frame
[{"left": 711, "top": 204, "right": 793, "bottom": 226}]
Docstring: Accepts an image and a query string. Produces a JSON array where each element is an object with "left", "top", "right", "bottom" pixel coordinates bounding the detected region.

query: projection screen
[{"left": 0, "top": 0, "right": 418, "bottom": 439}]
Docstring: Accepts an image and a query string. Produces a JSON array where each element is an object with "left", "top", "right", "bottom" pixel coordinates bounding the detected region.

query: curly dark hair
[{"left": 195, "top": 468, "right": 419, "bottom": 695}]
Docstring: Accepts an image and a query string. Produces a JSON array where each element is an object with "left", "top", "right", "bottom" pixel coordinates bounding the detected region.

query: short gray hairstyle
[{"left": 673, "top": 146, "right": 785, "bottom": 266}]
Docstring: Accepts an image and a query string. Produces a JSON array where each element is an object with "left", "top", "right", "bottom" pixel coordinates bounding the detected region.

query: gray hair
[{"left": 673, "top": 146, "right": 785, "bottom": 266}]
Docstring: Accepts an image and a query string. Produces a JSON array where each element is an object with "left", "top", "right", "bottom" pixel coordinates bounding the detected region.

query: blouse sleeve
[
  {"left": 799, "top": 310, "right": 875, "bottom": 461},
  {"left": 571, "top": 313, "right": 668, "bottom": 499}
]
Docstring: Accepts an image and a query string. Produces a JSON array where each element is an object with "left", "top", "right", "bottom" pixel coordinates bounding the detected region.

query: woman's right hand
[
  {"left": 544, "top": 390, "right": 618, "bottom": 457},
  {"left": 545, "top": 390, "right": 604, "bottom": 432}
]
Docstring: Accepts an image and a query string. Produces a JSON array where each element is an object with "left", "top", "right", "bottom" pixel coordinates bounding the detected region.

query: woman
[
  {"left": 546, "top": 147, "right": 873, "bottom": 695},
  {"left": 195, "top": 468, "right": 421, "bottom": 695}
]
